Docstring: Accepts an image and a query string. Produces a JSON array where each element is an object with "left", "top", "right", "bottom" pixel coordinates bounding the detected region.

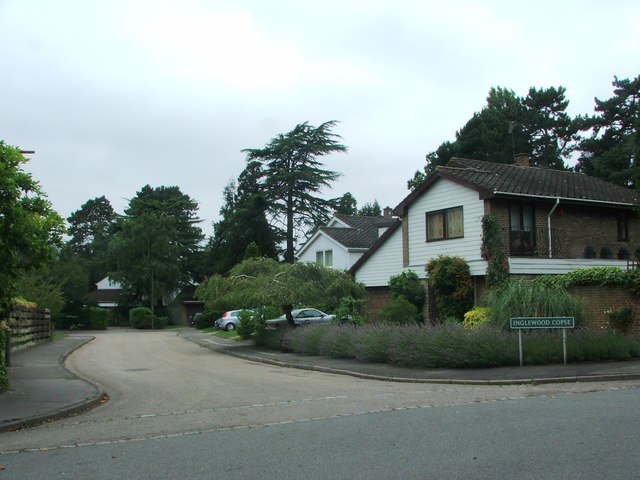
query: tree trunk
[
  {"left": 285, "top": 189, "right": 294, "bottom": 263},
  {"left": 282, "top": 304, "right": 296, "bottom": 327}
]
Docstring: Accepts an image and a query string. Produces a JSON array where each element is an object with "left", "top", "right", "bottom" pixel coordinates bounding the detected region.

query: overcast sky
[{"left": 2, "top": 0, "right": 638, "bottom": 235}]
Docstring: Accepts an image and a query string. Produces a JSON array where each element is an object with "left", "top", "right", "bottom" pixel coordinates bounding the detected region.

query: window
[
  {"left": 510, "top": 204, "right": 535, "bottom": 256},
  {"left": 618, "top": 212, "right": 629, "bottom": 241},
  {"left": 426, "top": 207, "right": 464, "bottom": 241},
  {"left": 315, "top": 249, "right": 333, "bottom": 267}
]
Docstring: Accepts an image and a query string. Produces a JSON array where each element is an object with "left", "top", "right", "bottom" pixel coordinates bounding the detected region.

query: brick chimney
[
  {"left": 383, "top": 207, "right": 394, "bottom": 218},
  {"left": 514, "top": 153, "right": 530, "bottom": 167}
]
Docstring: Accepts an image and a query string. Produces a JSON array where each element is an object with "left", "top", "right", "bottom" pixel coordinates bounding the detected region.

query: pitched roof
[
  {"left": 333, "top": 214, "right": 398, "bottom": 231},
  {"left": 320, "top": 215, "right": 399, "bottom": 250},
  {"left": 396, "top": 157, "right": 638, "bottom": 214},
  {"left": 348, "top": 219, "right": 402, "bottom": 275},
  {"left": 296, "top": 214, "right": 399, "bottom": 258}
]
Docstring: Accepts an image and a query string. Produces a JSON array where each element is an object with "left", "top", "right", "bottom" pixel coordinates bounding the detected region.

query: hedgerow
[{"left": 270, "top": 323, "right": 640, "bottom": 368}]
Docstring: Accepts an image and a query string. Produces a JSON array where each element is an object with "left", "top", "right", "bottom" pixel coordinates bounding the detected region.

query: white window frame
[{"left": 315, "top": 249, "right": 333, "bottom": 267}]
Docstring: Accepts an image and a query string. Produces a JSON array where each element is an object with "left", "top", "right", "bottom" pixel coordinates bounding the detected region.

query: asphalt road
[{"left": 1, "top": 330, "right": 639, "bottom": 479}]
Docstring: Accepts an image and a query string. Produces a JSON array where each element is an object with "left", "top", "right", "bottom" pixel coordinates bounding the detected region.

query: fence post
[{"left": 4, "top": 329, "right": 10, "bottom": 367}]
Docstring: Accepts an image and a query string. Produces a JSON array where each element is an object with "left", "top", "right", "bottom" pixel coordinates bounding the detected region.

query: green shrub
[
  {"left": 87, "top": 307, "right": 109, "bottom": 330},
  {"left": 606, "top": 306, "right": 634, "bottom": 334},
  {"left": 377, "top": 297, "right": 419, "bottom": 324},
  {"left": 537, "top": 267, "right": 640, "bottom": 298},
  {"left": 351, "top": 324, "right": 398, "bottom": 363},
  {"left": 463, "top": 307, "right": 491, "bottom": 329},
  {"left": 153, "top": 316, "right": 169, "bottom": 329},
  {"left": 425, "top": 255, "right": 473, "bottom": 321},
  {"left": 129, "top": 307, "right": 153, "bottom": 329},
  {"left": 481, "top": 214, "right": 508, "bottom": 287},
  {"left": 237, "top": 310, "right": 259, "bottom": 339},
  {"left": 194, "top": 310, "right": 218, "bottom": 329},
  {"left": 486, "top": 280, "right": 588, "bottom": 330},
  {"left": 255, "top": 328, "right": 286, "bottom": 349},
  {"left": 319, "top": 325, "right": 356, "bottom": 358},
  {"left": 388, "top": 271, "right": 425, "bottom": 313},
  {"left": 333, "top": 296, "right": 368, "bottom": 325},
  {"left": 287, "top": 324, "right": 329, "bottom": 355}
]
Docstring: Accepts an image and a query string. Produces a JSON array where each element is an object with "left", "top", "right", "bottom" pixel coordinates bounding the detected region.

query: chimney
[
  {"left": 383, "top": 207, "right": 394, "bottom": 218},
  {"left": 514, "top": 153, "right": 530, "bottom": 167}
]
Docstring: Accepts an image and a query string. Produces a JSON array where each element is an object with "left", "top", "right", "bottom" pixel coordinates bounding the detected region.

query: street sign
[
  {"left": 509, "top": 316, "right": 575, "bottom": 366},
  {"left": 510, "top": 317, "right": 575, "bottom": 329}
]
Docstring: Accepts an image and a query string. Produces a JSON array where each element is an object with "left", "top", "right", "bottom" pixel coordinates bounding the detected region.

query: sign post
[{"left": 509, "top": 317, "right": 575, "bottom": 366}]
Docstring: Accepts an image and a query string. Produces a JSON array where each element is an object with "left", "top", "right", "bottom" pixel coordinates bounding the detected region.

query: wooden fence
[{"left": 5, "top": 306, "right": 52, "bottom": 354}]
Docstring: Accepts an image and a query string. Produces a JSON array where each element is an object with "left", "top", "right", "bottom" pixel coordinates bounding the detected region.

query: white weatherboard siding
[
  {"left": 508, "top": 257, "right": 629, "bottom": 275},
  {"left": 406, "top": 179, "right": 486, "bottom": 275},
  {"left": 296, "top": 233, "right": 353, "bottom": 270},
  {"left": 355, "top": 226, "right": 404, "bottom": 287}
]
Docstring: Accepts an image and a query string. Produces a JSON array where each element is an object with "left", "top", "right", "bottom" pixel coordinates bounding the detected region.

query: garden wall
[
  {"left": 569, "top": 285, "right": 639, "bottom": 336},
  {"left": 6, "top": 306, "right": 52, "bottom": 352},
  {"left": 364, "top": 286, "right": 391, "bottom": 321}
]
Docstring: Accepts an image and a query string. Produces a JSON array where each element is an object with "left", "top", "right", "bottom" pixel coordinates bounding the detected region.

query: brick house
[{"left": 350, "top": 157, "right": 639, "bottom": 321}]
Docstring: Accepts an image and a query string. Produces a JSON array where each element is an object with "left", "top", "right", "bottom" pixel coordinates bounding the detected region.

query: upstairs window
[
  {"left": 618, "top": 212, "right": 629, "bottom": 241},
  {"left": 315, "top": 249, "right": 333, "bottom": 267},
  {"left": 510, "top": 204, "right": 535, "bottom": 256},
  {"left": 426, "top": 207, "right": 464, "bottom": 241}
]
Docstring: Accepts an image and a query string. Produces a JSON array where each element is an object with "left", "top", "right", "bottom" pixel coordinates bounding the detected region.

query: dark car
[{"left": 264, "top": 308, "right": 335, "bottom": 329}]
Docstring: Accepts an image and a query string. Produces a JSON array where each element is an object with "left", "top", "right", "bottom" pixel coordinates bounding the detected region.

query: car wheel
[{"left": 225, "top": 323, "right": 236, "bottom": 331}]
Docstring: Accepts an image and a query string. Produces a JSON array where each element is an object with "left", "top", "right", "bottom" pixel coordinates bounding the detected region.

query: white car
[{"left": 265, "top": 308, "right": 335, "bottom": 329}]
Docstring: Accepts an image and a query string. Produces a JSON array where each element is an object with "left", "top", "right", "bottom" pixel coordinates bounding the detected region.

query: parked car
[
  {"left": 215, "top": 310, "right": 247, "bottom": 331},
  {"left": 265, "top": 308, "right": 335, "bottom": 329}
]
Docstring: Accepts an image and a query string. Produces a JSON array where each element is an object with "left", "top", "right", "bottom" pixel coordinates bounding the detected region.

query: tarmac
[{"left": 2, "top": 327, "right": 640, "bottom": 434}]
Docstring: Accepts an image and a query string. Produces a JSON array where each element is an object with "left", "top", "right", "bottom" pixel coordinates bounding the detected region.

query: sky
[{"left": 2, "top": 0, "right": 639, "bottom": 236}]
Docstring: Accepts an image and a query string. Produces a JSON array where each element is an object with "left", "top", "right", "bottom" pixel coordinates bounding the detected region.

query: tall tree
[
  {"left": 522, "top": 86, "right": 578, "bottom": 170},
  {"left": 575, "top": 75, "right": 640, "bottom": 187},
  {"left": 0, "top": 142, "right": 64, "bottom": 315},
  {"left": 126, "top": 185, "right": 204, "bottom": 280},
  {"left": 207, "top": 160, "right": 280, "bottom": 275},
  {"left": 335, "top": 192, "right": 358, "bottom": 215},
  {"left": 412, "top": 86, "right": 578, "bottom": 188},
  {"left": 358, "top": 200, "right": 382, "bottom": 217},
  {"left": 243, "top": 121, "right": 347, "bottom": 262},
  {"left": 109, "top": 213, "right": 181, "bottom": 315},
  {"left": 109, "top": 185, "right": 203, "bottom": 312},
  {"left": 207, "top": 183, "right": 280, "bottom": 274},
  {"left": 66, "top": 196, "right": 116, "bottom": 283},
  {"left": 454, "top": 87, "right": 527, "bottom": 166}
]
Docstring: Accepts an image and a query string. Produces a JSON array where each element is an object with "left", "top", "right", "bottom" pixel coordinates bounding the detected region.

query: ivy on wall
[
  {"left": 481, "top": 214, "right": 508, "bottom": 287},
  {"left": 536, "top": 266, "right": 640, "bottom": 296}
]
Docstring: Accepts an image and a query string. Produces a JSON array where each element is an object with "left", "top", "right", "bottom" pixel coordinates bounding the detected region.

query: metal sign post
[{"left": 509, "top": 317, "right": 575, "bottom": 366}]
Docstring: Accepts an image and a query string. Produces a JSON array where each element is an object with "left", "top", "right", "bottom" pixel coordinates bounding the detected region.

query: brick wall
[
  {"left": 569, "top": 285, "right": 640, "bottom": 336},
  {"left": 402, "top": 219, "right": 409, "bottom": 267},
  {"left": 364, "top": 286, "right": 391, "bottom": 321},
  {"left": 485, "top": 199, "right": 640, "bottom": 259}
]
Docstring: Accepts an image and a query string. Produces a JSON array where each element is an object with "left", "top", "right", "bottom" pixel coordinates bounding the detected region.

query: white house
[
  {"left": 350, "top": 157, "right": 639, "bottom": 320},
  {"left": 92, "top": 277, "right": 124, "bottom": 308},
  {"left": 296, "top": 213, "right": 399, "bottom": 270}
]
